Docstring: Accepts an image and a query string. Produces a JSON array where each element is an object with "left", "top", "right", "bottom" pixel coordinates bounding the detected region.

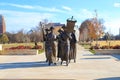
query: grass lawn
[{"left": 81, "top": 44, "right": 91, "bottom": 49}]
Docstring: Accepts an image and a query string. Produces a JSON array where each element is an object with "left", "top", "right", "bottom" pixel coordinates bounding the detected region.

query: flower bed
[
  {"left": 1, "top": 45, "right": 43, "bottom": 55},
  {"left": 90, "top": 45, "right": 120, "bottom": 55},
  {"left": 6, "top": 45, "right": 42, "bottom": 50}
]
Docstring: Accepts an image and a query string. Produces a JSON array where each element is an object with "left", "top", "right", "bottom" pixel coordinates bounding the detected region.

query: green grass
[
  {"left": 38, "top": 49, "right": 44, "bottom": 54},
  {"left": 81, "top": 44, "right": 91, "bottom": 49},
  {"left": 89, "top": 49, "right": 96, "bottom": 54},
  {"left": 80, "top": 43, "right": 95, "bottom": 54},
  {"left": 82, "top": 45, "right": 96, "bottom": 54}
]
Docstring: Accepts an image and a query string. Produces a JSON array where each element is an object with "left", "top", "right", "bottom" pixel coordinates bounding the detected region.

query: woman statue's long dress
[{"left": 60, "top": 31, "right": 71, "bottom": 66}]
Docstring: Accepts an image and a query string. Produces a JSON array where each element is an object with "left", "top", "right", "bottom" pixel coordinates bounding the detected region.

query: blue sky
[{"left": 0, "top": 0, "right": 120, "bottom": 35}]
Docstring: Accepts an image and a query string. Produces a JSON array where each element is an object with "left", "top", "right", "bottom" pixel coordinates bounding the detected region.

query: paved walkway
[{"left": 0, "top": 44, "right": 120, "bottom": 80}]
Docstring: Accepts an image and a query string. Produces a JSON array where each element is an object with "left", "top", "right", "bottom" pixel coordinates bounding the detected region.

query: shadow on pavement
[
  {"left": 0, "top": 61, "right": 52, "bottom": 70},
  {"left": 81, "top": 57, "right": 111, "bottom": 60},
  {"left": 81, "top": 54, "right": 111, "bottom": 60},
  {"left": 82, "top": 53, "right": 120, "bottom": 61},
  {"left": 96, "top": 77, "right": 120, "bottom": 80},
  {"left": 112, "top": 54, "right": 120, "bottom": 61}
]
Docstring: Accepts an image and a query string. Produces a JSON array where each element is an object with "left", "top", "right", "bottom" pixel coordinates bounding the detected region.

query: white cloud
[
  {"left": 81, "top": 9, "right": 93, "bottom": 18},
  {"left": 0, "top": 10, "right": 55, "bottom": 32},
  {"left": 36, "top": 6, "right": 65, "bottom": 13},
  {"left": 9, "top": 3, "right": 34, "bottom": 9},
  {"left": 62, "top": 6, "right": 72, "bottom": 11},
  {"left": 0, "top": 3, "right": 34, "bottom": 9},
  {"left": 0, "top": 3, "right": 66, "bottom": 13},
  {"left": 72, "top": 9, "right": 93, "bottom": 21},
  {"left": 114, "top": 2, "right": 120, "bottom": 8}
]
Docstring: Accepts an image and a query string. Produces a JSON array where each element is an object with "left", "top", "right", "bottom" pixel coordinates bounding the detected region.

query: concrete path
[{"left": 0, "top": 44, "right": 120, "bottom": 80}]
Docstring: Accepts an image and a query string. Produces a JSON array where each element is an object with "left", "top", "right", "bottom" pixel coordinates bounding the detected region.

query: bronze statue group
[{"left": 44, "top": 26, "right": 77, "bottom": 66}]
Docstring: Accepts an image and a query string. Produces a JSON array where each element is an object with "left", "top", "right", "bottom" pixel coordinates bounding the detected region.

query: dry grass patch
[{"left": 91, "top": 40, "right": 120, "bottom": 47}]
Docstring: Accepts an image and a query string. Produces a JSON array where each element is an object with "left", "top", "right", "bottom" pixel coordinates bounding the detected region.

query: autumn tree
[
  {"left": 79, "top": 10, "right": 105, "bottom": 41},
  {"left": 80, "top": 19, "right": 90, "bottom": 41}
]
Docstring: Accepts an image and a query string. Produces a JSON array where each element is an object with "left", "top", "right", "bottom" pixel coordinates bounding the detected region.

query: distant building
[
  {"left": 45, "top": 22, "right": 64, "bottom": 28},
  {"left": 0, "top": 15, "right": 6, "bottom": 34},
  {"left": 45, "top": 23, "right": 65, "bottom": 35}
]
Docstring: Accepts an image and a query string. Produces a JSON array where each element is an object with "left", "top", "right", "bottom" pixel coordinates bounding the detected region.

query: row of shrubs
[
  {"left": 5, "top": 45, "right": 42, "bottom": 50},
  {"left": 90, "top": 45, "right": 120, "bottom": 50}
]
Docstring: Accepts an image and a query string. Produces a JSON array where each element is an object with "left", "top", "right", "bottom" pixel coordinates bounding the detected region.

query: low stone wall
[
  {"left": 0, "top": 44, "right": 2, "bottom": 51},
  {"left": 1, "top": 49, "right": 38, "bottom": 55},
  {"left": 94, "top": 49, "right": 120, "bottom": 55}
]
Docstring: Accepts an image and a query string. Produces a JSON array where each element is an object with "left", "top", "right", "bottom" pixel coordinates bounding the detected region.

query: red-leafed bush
[
  {"left": 5, "top": 45, "right": 42, "bottom": 50},
  {"left": 100, "top": 45, "right": 109, "bottom": 49},
  {"left": 113, "top": 45, "right": 120, "bottom": 49},
  {"left": 22, "top": 45, "right": 31, "bottom": 49},
  {"left": 109, "top": 46, "right": 114, "bottom": 49},
  {"left": 89, "top": 46, "right": 99, "bottom": 50},
  {"left": 16, "top": 45, "right": 25, "bottom": 49}
]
